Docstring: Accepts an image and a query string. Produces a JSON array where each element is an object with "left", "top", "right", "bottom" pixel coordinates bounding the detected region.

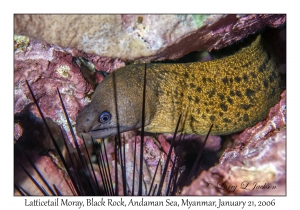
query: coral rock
[
  {"left": 14, "top": 36, "right": 125, "bottom": 146},
  {"left": 14, "top": 14, "right": 286, "bottom": 61},
  {"left": 14, "top": 151, "right": 73, "bottom": 195}
]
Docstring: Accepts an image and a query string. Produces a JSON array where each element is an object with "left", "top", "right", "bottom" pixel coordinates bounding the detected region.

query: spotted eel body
[{"left": 76, "top": 34, "right": 281, "bottom": 138}]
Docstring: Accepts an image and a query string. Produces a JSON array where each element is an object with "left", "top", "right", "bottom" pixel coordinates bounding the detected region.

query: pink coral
[{"left": 14, "top": 37, "right": 125, "bottom": 147}]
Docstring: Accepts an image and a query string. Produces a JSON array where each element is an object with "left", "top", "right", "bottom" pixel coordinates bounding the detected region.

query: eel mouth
[{"left": 80, "top": 126, "right": 133, "bottom": 139}]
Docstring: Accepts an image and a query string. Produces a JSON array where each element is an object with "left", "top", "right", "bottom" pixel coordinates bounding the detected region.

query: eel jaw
[{"left": 79, "top": 126, "right": 136, "bottom": 139}]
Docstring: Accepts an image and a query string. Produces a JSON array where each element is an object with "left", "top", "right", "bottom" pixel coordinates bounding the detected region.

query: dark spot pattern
[
  {"left": 222, "top": 77, "right": 229, "bottom": 84},
  {"left": 184, "top": 72, "right": 189, "bottom": 78},
  {"left": 188, "top": 96, "right": 192, "bottom": 101},
  {"left": 236, "top": 90, "right": 242, "bottom": 97},
  {"left": 191, "top": 116, "right": 198, "bottom": 122},
  {"left": 190, "top": 83, "right": 196, "bottom": 88},
  {"left": 204, "top": 102, "right": 208, "bottom": 106},
  {"left": 243, "top": 74, "right": 248, "bottom": 82},
  {"left": 195, "top": 96, "right": 200, "bottom": 103},
  {"left": 229, "top": 78, "right": 233, "bottom": 83},
  {"left": 268, "top": 75, "right": 274, "bottom": 83},
  {"left": 206, "top": 108, "right": 209, "bottom": 113},
  {"left": 271, "top": 71, "right": 277, "bottom": 78},
  {"left": 259, "top": 52, "right": 271, "bottom": 72},
  {"left": 210, "top": 115, "right": 216, "bottom": 121},
  {"left": 230, "top": 90, "right": 235, "bottom": 96},
  {"left": 242, "top": 63, "right": 249, "bottom": 68},
  {"left": 258, "top": 63, "right": 265, "bottom": 72},
  {"left": 226, "top": 96, "right": 233, "bottom": 104},
  {"left": 250, "top": 72, "right": 256, "bottom": 78},
  {"left": 234, "top": 76, "right": 241, "bottom": 83},
  {"left": 245, "top": 88, "right": 255, "bottom": 100},
  {"left": 202, "top": 77, "right": 207, "bottom": 83},
  {"left": 268, "top": 88, "right": 276, "bottom": 99},
  {"left": 209, "top": 101, "right": 213, "bottom": 105},
  {"left": 202, "top": 114, "right": 206, "bottom": 119},
  {"left": 217, "top": 93, "right": 225, "bottom": 100},
  {"left": 219, "top": 112, "right": 223, "bottom": 117},
  {"left": 223, "top": 118, "right": 231, "bottom": 123},
  {"left": 263, "top": 80, "right": 269, "bottom": 89},
  {"left": 208, "top": 88, "right": 216, "bottom": 98},
  {"left": 196, "top": 87, "right": 201, "bottom": 92},
  {"left": 240, "top": 104, "right": 253, "bottom": 110},
  {"left": 197, "top": 108, "right": 200, "bottom": 114},
  {"left": 220, "top": 103, "right": 228, "bottom": 112},
  {"left": 243, "top": 114, "right": 249, "bottom": 122}
]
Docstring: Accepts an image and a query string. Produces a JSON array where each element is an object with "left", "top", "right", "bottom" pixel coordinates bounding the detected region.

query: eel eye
[{"left": 99, "top": 111, "right": 111, "bottom": 124}]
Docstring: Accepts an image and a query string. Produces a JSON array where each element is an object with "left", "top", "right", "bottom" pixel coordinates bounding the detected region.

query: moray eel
[{"left": 76, "top": 35, "right": 281, "bottom": 139}]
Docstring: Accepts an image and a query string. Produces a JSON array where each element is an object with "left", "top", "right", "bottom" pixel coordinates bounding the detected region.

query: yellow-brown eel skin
[{"left": 76, "top": 35, "right": 281, "bottom": 139}]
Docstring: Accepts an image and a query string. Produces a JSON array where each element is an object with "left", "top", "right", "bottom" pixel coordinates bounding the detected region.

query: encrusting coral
[{"left": 14, "top": 14, "right": 286, "bottom": 61}]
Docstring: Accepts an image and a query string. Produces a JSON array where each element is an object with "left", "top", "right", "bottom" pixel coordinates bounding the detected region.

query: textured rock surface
[
  {"left": 14, "top": 151, "right": 73, "bottom": 196},
  {"left": 14, "top": 36, "right": 125, "bottom": 146},
  {"left": 14, "top": 15, "right": 205, "bottom": 60},
  {"left": 14, "top": 14, "right": 286, "bottom": 61},
  {"left": 14, "top": 123, "right": 23, "bottom": 140},
  {"left": 146, "top": 14, "right": 286, "bottom": 61},
  {"left": 110, "top": 135, "right": 174, "bottom": 195},
  {"left": 181, "top": 91, "right": 286, "bottom": 195}
]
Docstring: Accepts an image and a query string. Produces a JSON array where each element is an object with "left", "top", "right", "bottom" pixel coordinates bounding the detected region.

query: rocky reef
[
  {"left": 14, "top": 36, "right": 125, "bottom": 147},
  {"left": 14, "top": 14, "right": 286, "bottom": 196},
  {"left": 15, "top": 14, "right": 285, "bottom": 61}
]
